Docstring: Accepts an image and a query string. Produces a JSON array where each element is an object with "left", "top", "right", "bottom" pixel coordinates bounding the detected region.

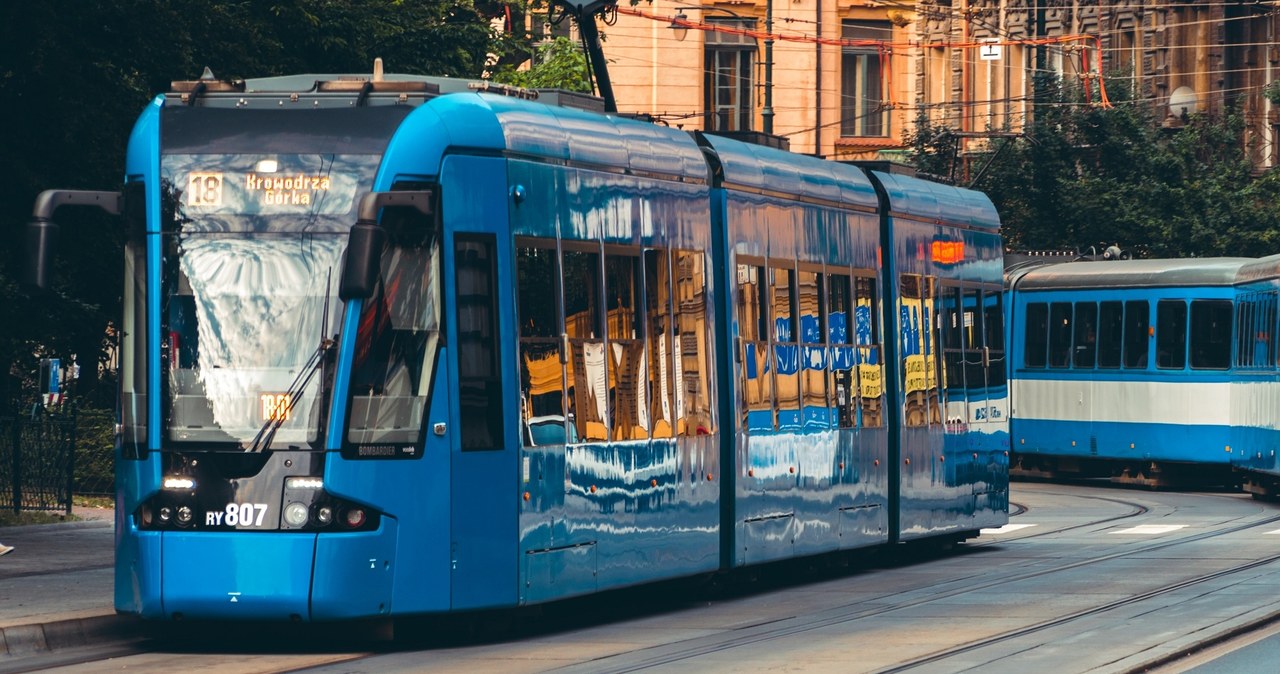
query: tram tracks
[
  {"left": 13, "top": 488, "right": 1280, "bottom": 674},
  {"left": 993, "top": 490, "right": 1150, "bottom": 542},
  {"left": 545, "top": 493, "right": 1280, "bottom": 673},
  {"left": 877, "top": 551, "right": 1280, "bottom": 673}
]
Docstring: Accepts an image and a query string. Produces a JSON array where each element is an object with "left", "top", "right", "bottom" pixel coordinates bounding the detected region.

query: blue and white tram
[
  {"left": 1231, "top": 254, "right": 1280, "bottom": 498},
  {"left": 25, "top": 70, "right": 1007, "bottom": 624},
  {"left": 1006, "top": 258, "right": 1246, "bottom": 487}
]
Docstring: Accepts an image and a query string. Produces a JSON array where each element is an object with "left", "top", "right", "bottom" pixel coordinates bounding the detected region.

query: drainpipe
[{"left": 815, "top": 0, "right": 822, "bottom": 155}]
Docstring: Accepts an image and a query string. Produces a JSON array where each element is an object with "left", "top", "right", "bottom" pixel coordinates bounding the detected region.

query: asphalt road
[{"left": 3, "top": 484, "right": 1280, "bottom": 673}]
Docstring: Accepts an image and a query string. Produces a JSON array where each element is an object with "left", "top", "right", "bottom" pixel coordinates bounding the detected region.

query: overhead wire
[
  {"left": 593, "top": 2, "right": 1280, "bottom": 143},
  {"left": 613, "top": 4, "right": 1114, "bottom": 108}
]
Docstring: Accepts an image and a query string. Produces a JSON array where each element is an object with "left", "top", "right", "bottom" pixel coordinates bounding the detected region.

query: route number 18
[{"left": 187, "top": 172, "right": 224, "bottom": 207}]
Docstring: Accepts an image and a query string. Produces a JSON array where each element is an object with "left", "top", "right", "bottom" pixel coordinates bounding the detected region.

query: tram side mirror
[
  {"left": 339, "top": 218, "right": 386, "bottom": 301},
  {"left": 24, "top": 218, "right": 58, "bottom": 291},
  {"left": 23, "top": 190, "right": 123, "bottom": 292},
  {"left": 339, "top": 190, "right": 434, "bottom": 301}
]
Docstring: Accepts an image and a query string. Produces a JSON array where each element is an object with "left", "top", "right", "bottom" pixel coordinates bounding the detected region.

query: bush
[{"left": 73, "top": 406, "right": 114, "bottom": 495}]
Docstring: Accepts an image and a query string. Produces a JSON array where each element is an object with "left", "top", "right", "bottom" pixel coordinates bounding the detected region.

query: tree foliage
[
  {"left": 908, "top": 78, "right": 1280, "bottom": 259},
  {"left": 0, "top": 0, "right": 509, "bottom": 410},
  {"left": 491, "top": 36, "right": 593, "bottom": 93}
]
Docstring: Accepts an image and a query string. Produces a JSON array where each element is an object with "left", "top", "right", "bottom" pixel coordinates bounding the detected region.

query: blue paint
[
  {"left": 95, "top": 77, "right": 1008, "bottom": 622},
  {"left": 1006, "top": 257, "right": 1254, "bottom": 484}
]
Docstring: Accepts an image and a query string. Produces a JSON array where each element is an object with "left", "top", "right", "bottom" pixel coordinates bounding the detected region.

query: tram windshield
[{"left": 159, "top": 154, "right": 379, "bottom": 450}]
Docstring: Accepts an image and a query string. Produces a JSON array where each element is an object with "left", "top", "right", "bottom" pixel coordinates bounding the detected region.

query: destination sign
[{"left": 187, "top": 171, "right": 334, "bottom": 209}]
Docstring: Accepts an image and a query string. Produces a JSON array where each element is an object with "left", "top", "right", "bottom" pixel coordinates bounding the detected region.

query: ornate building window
[
  {"left": 704, "top": 17, "right": 757, "bottom": 132},
  {"left": 841, "top": 20, "right": 891, "bottom": 137}
]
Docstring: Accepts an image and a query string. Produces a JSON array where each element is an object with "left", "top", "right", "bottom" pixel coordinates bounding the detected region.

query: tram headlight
[
  {"left": 315, "top": 505, "right": 333, "bottom": 526},
  {"left": 284, "top": 477, "right": 324, "bottom": 490},
  {"left": 163, "top": 476, "right": 196, "bottom": 490},
  {"left": 158, "top": 506, "right": 173, "bottom": 523},
  {"left": 176, "top": 506, "right": 193, "bottom": 526},
  {"left": 284, "top": 502, "right": 310, "bottom": 527}
]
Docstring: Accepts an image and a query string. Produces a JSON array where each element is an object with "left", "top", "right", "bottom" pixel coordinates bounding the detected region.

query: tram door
[
  {"left": 941, "top": 287, "right": 1005, "bottom": 443},
  {"left": 442, "top": 157, "right": 518, "bottom": 610},
  {"left": 983, "top": 290, "right": 1003, "bottom": 432},
  {"left": 1073, "top": 301, "right": 1102, "bottom": 454},
  {"left": 939, "top": 286, "right": 969, "bottom": 429}
]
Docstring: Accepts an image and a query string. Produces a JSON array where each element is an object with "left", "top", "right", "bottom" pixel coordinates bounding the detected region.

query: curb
[
  {"left": 1114, "top": 606, "right": 1280, "bottom": 673},
  {"left": 0, "top": 518, "right": 114, "bottom": 536},
  {"left": 0, "top": 613, "right": 138, "bottom": 657}
]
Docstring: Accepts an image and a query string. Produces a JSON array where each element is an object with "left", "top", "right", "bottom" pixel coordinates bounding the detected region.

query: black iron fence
[{"left": 0, "top": 413, "right": 78, "bottom": 514}]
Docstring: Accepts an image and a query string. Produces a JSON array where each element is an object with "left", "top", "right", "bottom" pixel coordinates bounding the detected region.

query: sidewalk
[{"left": 0, "top": 506, "right": 134, "bottom": 656}]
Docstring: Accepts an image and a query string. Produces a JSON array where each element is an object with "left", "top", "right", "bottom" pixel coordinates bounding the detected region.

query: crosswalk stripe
[
  {"left": 1110, "top": 524, "right": 1187, "bottom": 535},
  {"left": 981, "top": 523, "right": 1037, "bottom": 534}
]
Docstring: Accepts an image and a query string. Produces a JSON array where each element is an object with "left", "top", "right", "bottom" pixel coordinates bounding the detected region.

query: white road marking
[
  {"left": 1110, "top": 524, "right": 1187, "bottom": 535},
  {"left": 981, "top": 523, "right": 1038, "bottom": 534},
  {"left": 1265, "top": 529, "right": 1280, "bottom": 535}
]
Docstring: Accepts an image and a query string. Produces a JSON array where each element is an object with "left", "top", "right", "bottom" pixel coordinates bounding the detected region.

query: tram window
[
  {"left": 940, "top": 287, "right": 964, "bottom": 393},
  {"left": 348, "top": 207, "right": 441, "bottom": 447},
  {"left": 606, "top": 253, "right": 646, "bottom": 441},
  {"left": 985, "top": 290, "right": 1007, "bottom": 388},
  {"left": 645, "top": 250, "right": 676, "bottom": 438},
  {"left": 798, "top": 269, "right": 828, "bottom": 430},
  {"left": 1073, "top": 302, "right": 1097, "bottom": 368},
  {"left": 773, "top": 266, "right": 801, "bottom": 432},
  {"left": 964, "top": 288, "right": 985, "bottom": 391},
  {"left": 854, "top": 276, "right": 883, "bottom": 428},
  {"left": 985, "top": 290, "right": 1005, "bottom": 353},
  {"left": 771, "top": 266, "right": 796, "bottom": 342},
  {"left": 923, "top": 278, "right": 942, "bottom": 425},
  {"left": 1267, "top": 296, "right": 1278, "bottom": 368},
  {"left": 605, "top": 254, "right": 641, "bottom": 341},
  {"left": 900, "top": 274, "right": 929, "bottom": 428},
  {"left": 1236, "top": 299, "right": 1254, "bottom": 368},
  {"left": 738, "top": 263, "right": 766, "bottom": 342},
  {"left": 1097, "top": 301, "right": 1124, "bottom": 368},
  {"left": 1024, "top": 303, "right": 1048, "bottom": 368},
  {"left": 1190, "top": 299, "right": 1232, "bottom": 370},
  {"left": 563, "top": 248, "right": 606, "bottom": 441},
  {"left": 1156, "top": 300, "right": 1187, "bottom": 370},
  {"left": 1269, "top": 294, "right": 1280, "bottom": 368},
  {"left": 738, "top": 261, "right": 772, "bottom": 433},
  {"left": 1048, "top": 302, "right": 1073, "bottom": 368},
  {"left": 828, "top": 273, "right": 856, "bottom": 429},
  {"left": 121, "top": 238, "right": 148, "bottom": 458},
  {"left": 455, "top": 235, "right": 503, "bottom": 451},
  {"left": 675, "top": 250, "right": 714, "bottom": 435},
  {"left": 516, "top": 244, "right": 567, "bottom": 447},
  {"left": 1237, "top": 296, "right": 1272, "bottom": 369},
  {"left": 1122, "top": 301, "right": 1150, "bottom": 369},
  {"left": 517, "top": 246, "right": 559, "bottom": 339}
]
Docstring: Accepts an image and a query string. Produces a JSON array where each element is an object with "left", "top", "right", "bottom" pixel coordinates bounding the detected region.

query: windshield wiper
[
  {"left": 245, "top": 337, "right": 332, "bottom": 453},
  {"left": 246, "top": 269, "right": 336, "bottom": 453}
]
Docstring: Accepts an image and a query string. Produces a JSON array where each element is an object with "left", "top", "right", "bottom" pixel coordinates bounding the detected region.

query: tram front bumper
[{"left": 136, "top": 520, "right": 398, "bottom": 621}]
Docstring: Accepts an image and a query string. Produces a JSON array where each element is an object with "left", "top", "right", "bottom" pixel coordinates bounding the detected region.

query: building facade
[{"left": 600, "top": 0, "right": 1280, "bottom": 170}]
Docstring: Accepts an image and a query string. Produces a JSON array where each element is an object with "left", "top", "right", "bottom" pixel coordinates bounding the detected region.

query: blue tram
[
  {"left": 1231, "top": 254, "right": 1280, "bottom": 498},
  {"left": 1006, "top": 258, "right": 1246, "bottom": 487},
  {"left": 26, "top": 69, "right": 1007, "bottom": 623}
]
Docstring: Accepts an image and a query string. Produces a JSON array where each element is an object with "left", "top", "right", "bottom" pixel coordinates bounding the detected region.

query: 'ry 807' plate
[{"left": 205, "top": 502, "right": 271, "bottom": 528}]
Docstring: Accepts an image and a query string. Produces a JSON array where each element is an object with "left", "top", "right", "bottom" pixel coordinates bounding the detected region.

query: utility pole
[
  {"left": 553, "top": 0, "right": 620, "bottom": 113},
  {"left": 763, "top": 0, "right": 774, "bottom": 134}
]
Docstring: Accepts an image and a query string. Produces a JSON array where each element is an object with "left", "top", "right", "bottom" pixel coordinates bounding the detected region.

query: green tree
[
  {"left": 0, "top": 0, "right": 505, "bottom": 411},
  {"left": 492, "top": 35, "right": 592, "bottom": 93},
  {"left": 910, "top": 78, "right": 1280, "bottom": 259}
]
